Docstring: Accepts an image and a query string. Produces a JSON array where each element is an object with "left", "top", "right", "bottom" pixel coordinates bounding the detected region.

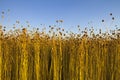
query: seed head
[
  {"left": 77, "top": 25, "right": 80, "bottom": 28},
  {"left": 27, "top": 25, "right": 30, "bottom": 27},
  {"left": 49, "top": 31, "right": 51, "bottom": 33},
  {"left": 59, "top": 20, "right": 63, "bottom": 23},
  {"left": 37, "top": 28, "right": 39, "bottom": 30},
  {"left": 16, "top": 21, "right": 20, "bottom": 24},
  {"left": 112, "top": 17, "right": 114, "bottom": 20},
  {"left": 49, "top": 25, "right": 51, "bottom": 28},
  {"left": 56, "top": 20, "right": 58, "bottom": 23},
  {"left": 4, "top": 26, "right": 6, "bottom": 28},
  {"left": 110, "top": 13, "right": 112, "bottom": 16},
  {"left": 22, "top": 28, "right": 27, "bottom": 34},
  {"left": 2, "top": 11, "right": 4, "bottom": 14},
  {"left": 59, "top": 31, "right": 62, "bottom": 35},
  {"left": 58, "top": 28, "right": 61, "bottom": 30},
  {"left": 102, "top": 20, "right": 104, "bottom": 22},
  {"left": 51, "top": 27, "right": 54, "bottom": 29}
]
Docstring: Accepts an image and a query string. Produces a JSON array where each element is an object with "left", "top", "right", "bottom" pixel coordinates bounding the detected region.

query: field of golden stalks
[{"left": 0, "top": 23, "right": 120, "bottom": 80}]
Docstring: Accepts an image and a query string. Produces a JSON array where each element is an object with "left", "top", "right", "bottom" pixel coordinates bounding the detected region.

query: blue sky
[{"left": 0, "top": 0, "right": 120, "bottom": 33}]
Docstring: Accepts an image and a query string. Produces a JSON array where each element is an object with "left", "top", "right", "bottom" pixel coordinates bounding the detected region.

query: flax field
[
  {"left": 0, "top": 24, "right": 120, "bottom": 80},
  {"left": 0, "top": 11, "right": 120, "bottom": 80}
]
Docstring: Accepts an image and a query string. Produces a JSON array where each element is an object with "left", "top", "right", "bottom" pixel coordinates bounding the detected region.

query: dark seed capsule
[
  {"left": 62, "top": 29, "right": 64, "bottom": 31},
  {"left": 112, "top": 17, "right": 114, "bottom": 20},
  {"left": 110, "top": 13, "right": 112, "bottom": 16},
  {"left": 51, "top": 27, "right": 54, "bottom": 29},
  {"left": 2, "top": 12, "right": 4, "bottom": 14},
  {"left": 37, "top": 28, "right": 39, "bottom": 30},
  {"left": 59, "top": 32, "right": 62, "bottom": 35},
  {"left": 102, "top": 20, "right": 104, "bottom": 22},
  {"left": 78, "top": 25, "right": 80, "bottom": 28},
  {"left": 56, "top": 20, "right": 58, "bottom": 23},
  {"left": 4, "top": 26, "right": 6, "bottom": 28},
  {"left": 49, "top": 25, "right": 51, "bottom": 28}
]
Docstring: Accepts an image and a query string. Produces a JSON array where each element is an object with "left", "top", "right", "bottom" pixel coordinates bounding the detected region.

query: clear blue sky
[{"left": 0, "top": 0, "right": 120, "bottom": 32}]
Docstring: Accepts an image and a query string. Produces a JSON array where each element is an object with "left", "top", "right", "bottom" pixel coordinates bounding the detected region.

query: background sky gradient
[{"left": 0, "top": 0, "right": 120, "bottom": 33}]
